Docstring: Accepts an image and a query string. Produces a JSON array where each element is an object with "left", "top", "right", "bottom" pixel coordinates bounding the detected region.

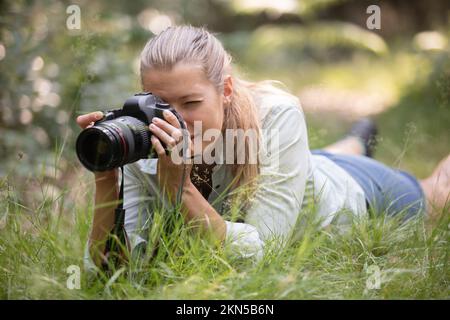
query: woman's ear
[{"left": 223, "top": 75, "right": 233, "bottom": 106}]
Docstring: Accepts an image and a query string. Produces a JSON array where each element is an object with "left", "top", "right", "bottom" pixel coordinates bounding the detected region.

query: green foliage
[
  {"left": 239, "top": 22, "right": 387, "bottom": 67},
  {"left": 0, "top": 1, "right": 135, "bottom": 177}
]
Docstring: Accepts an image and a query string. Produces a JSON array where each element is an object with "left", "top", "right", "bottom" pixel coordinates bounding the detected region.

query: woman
[{"left": 77, "top": 25, "right": 450, "bottom": 270}]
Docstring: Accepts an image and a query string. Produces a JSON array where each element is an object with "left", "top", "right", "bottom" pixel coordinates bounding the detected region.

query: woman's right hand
[{"left": 76, "top": 111, "right": 118, "bottom": 181}]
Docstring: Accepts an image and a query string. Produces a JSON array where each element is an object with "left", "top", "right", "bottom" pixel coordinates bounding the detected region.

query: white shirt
[{"left": 84, "top": 92, "right": 367, "bottom": 271}]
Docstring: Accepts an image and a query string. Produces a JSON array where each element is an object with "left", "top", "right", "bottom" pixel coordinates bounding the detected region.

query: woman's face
[{"left": 142, "top": 62, "right": 231, "bottom": 156}]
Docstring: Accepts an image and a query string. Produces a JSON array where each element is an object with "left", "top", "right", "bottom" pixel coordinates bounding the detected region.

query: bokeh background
[{"left": 1, "top": 0, "right": 449, "bottom": 212}]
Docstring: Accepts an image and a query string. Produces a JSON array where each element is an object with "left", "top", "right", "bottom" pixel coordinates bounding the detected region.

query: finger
[
  {"left": 162, "top": 110, "right": 181, "bottom": 129},
  {"left": 151, "top": 117, "right": 180, "bottom": 138},
  {"left": 151, "top": 135, "right": 166, "bottom": 157},
  {"left": 149, "top": 124, "right": 177, "bottom": 149},
  {"left": 76, "top": 112, "right": 102, "bottom": 127},
  {"left": 76, "top": 111, "right": 103, "bottom": 129},
  {"left": 171, "top": 129, "right": 183, "bottom": 143}
]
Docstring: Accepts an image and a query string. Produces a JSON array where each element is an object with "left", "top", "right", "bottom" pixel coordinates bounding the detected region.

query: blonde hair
[{"left": 140, "top": 25, "right": 299, "bottom": 204}]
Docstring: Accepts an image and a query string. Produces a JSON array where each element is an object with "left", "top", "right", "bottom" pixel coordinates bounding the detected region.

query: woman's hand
[
  {"left": 149, "top": 110, "right": 193, "bottom": 202},
  {"left": 76, "top": 111, "right": 118, "bottom": 181}
]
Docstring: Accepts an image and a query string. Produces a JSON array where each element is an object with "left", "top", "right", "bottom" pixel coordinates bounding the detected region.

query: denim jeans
[{"left": 312, "top": 150, "right": 426, "bottom": 220}]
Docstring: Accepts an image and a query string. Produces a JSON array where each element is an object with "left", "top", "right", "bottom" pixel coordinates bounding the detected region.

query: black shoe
[{"left": 348, "top": 118, "right": 378, "bottom": 157}]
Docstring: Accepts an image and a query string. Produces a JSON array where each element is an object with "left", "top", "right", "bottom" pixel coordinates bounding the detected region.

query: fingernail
[
  {"left": 152, "top": 117, "right": 160, "bottom": 123},
  {"left": 95, "top": 112, "right": 103, "bottom": 120},
  {"left": 149, "top": 124, "right": 156, "bottom": 129},
  {"left": 163, "top": 110, "right": 171, "bottom": 117}
]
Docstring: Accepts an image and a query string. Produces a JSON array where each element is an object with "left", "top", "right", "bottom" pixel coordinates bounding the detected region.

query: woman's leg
[
  {"left": 323, "top": 118, "right": 378, "bottom": 157},
  {"left": 323, "top": 136, "right": 366, "bottom": 156},
  {"left": 312, "top": 150, "right": 427, "bottom": 220},
  {"left": 419, "top": 154, "right": 450, "bottom": 222},
  {"left": 320, "top": 118, "right": 449, "bottom": 221},
  {"left": 320, "top": 147, "right": 450, "bottom": 222}
]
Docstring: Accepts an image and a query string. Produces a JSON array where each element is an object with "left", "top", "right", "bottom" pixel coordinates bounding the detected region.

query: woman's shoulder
[{"left": 253, "top": 89, "right": 304, "bottom": 128}]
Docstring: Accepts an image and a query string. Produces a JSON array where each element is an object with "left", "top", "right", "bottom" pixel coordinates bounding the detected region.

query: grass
[{"left": 0, "top": 169, "right": 449, "bottom": 299}]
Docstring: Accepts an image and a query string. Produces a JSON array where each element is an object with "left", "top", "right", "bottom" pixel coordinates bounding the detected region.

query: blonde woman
[{"left": 76, "top": 25, "right": 450, "bottom": 270}]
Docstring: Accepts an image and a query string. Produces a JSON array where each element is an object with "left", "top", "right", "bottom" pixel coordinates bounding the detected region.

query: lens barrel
[{"left": 76, "top": 116, "right": 151, "bottom": 171}]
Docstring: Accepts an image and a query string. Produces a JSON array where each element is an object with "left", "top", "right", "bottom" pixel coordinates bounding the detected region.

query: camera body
[{"left": 76, "top": 92, "right": 185, "bottom": 172}]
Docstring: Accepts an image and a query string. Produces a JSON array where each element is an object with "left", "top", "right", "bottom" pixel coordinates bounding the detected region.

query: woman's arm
[
  {"left": 76, "top": 112, "right": 120, "bottom": 268},
  {"left": 89, "top": 171, "right": 119, "bottom": 267},
  {"left": 179, "top": 179, "right": 227, "bottom": 242}
]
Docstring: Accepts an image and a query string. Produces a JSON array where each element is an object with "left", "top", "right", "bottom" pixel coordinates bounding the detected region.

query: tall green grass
[{"left": 1, "top": 169, "right": 448, "bottom": 299}]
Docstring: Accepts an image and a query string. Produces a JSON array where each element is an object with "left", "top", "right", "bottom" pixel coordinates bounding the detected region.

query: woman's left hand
[{"left": 149, "top": 110, "right": 193, "bottom": 202}]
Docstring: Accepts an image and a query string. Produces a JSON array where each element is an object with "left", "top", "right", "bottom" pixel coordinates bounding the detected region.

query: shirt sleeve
[
  {"left": 224, "top": 103, "right": 311, "bottom": 261},
  {"left": 122, "top": 163, "right": 155, "bottom": 250}
]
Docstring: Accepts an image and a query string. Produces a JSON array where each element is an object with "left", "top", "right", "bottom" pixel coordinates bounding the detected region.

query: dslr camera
[{"left": 76, "top": 92, "right": 185, "bottom": 172}]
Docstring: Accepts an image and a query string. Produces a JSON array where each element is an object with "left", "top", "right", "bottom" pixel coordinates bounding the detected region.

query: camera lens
[{"left": 76, "top": 116, "right": 151, "bottom": 171}]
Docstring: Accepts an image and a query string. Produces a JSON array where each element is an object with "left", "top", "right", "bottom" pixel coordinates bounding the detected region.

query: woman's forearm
[
  {"left": 89, "top": 173, "right": 118, "bottom": 266},
  {"left": 179, "top": 181, "right": 227, "bottom": 242},
  {"left": 88, "top": 171, "right": 226, "bottom": 267}
]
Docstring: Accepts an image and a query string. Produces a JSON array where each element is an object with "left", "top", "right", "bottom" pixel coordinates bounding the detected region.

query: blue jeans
[{"left": 312, "top": 150, "right": 426, "bottom": 220}]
